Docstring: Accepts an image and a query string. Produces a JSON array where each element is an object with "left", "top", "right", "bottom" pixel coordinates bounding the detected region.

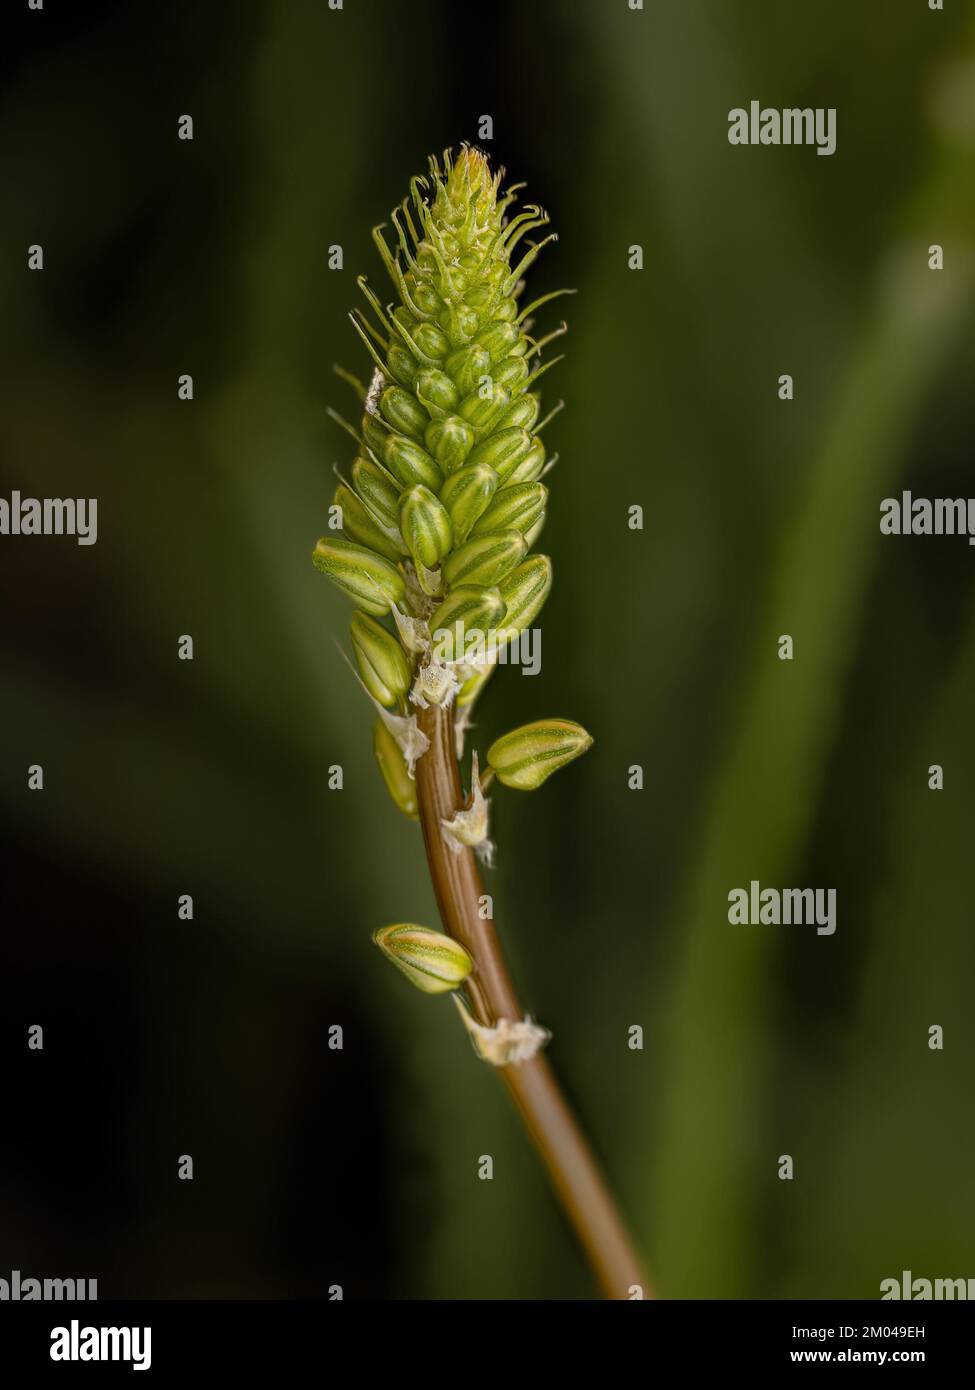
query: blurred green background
[{"left": 2, "top": 0, "right": 973, "bottom": 1299}]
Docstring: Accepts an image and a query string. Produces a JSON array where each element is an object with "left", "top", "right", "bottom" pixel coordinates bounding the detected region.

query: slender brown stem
[{"left": 414, "top": 702, "right": 653, "bottom": 1300}]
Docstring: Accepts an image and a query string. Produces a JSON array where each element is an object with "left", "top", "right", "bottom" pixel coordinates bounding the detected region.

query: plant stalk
[{"left": 414, "top": 701, "right": 652, "bottom": 1300}]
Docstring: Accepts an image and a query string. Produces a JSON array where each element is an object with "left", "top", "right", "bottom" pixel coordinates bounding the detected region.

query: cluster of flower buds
[{"left": 314, "top": 147, "right": 594, "bottom": 999}]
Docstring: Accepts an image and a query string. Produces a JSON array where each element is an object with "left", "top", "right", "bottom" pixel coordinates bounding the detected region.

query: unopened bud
[
  {"left": 487, "top": 719, "right": 593, "bottom": 790},
  {"left": 383, "top": 432, "right": 443, "bottom": 491},
  {"left": 443, "top": 531, "right": 527, "bottom": 589},
  {"left": 399, "top": 485, "right": 453, "bottom": 573},
  {"left": 423, "top": 414, "right": 475, "bottom": 474},
  {"left": 429, "top": 586, "right": 506, "bottom": 663},
  {"left": 313, "top": 537, "right": 406, "bottom": 616},
  {"left": 334, "top": 484, "right": 402, "bottom": 562},
  {"left": 381, "top": 385, "right": 427, "bottom": 440},
  {"left": 372, "top": 719, "right": 418, "bottom": 818},
  {"left": 496, "top": 555, "right": 552, "bottom": 640},
  {"left": 467, "top": 427, "right": 534, "bottom": 485},
  {"left": 439, "top": 462, "right": 499, "bottom": 544},
  {"left": 350, "top": 612, "right": 412, "bottom": 707},
  {"left": 471, "top": 482, "right": 547, "bottom": 538},
  {"left": 373, "top": 924, "right": 473, "bottom": 994}
]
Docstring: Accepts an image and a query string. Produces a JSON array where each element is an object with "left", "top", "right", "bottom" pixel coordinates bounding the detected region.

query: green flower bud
[
  {"left": 494, "top": 355, "right": 531, "bottom": 392},
  {"left": 383, "top": 433, "right": 443, "bottom": 491},
  {"left": 471, "top": 481, "right": 547, "bottom": 538},
  {"left": 466, "top": 427, "right": 534, "bottom": 484},
  {"left": 381, "top": 385, "right": 427, "bottom": 440},
  {"left": 504, "top": 436, "right": 546, "bottom": 486},
  {"left": 487, "top": 719, "right": 594, "bottom": 791},
  {"left": 443, "top": 530, "right": 527, "bottom": 589},
  {"left": 496, "top": 554, "right": 553, "bottom": 639},
  {"left": 496, "top": 393, "right": 541, "bottom": 432},
  {"left": 350, "top": 612, "right": 412, "bottom": 707},
  {"left": 412, "top": 322, "right": 450, "bottom": 359},
  {"left": 313, "top": 536, "right": 405, "bottom": 617},
  {"left": 399, "top": 485, "right": 453, "bottom": 572},
  {"left": 352, "top": 455, "right": 403, "bottom": 534},
  {"left": 423, "top": 414, "right": 475, "bottom": 474},
  {"left": 416, "top": 369, "right": 460, "bottom": 416},
  {"left": 385, "top": 343, "right": 418, "bottom": 388},
  {"left": 439, "top": 462, "right": 499, "bottom": 544},
  {"left": 478, "top": 320, "right": 521, "bottom": 362},
  {"left": 444, "top": 343, "right": 491, "bottom": 396},
  {"left": 334, "top": 483, "right": 402, "bottom": 562},
  {"left": 429, "top": 585, "right": 506, "bottom": 663},
  {"left": 372, "top": 719, "right": 418, "bottom": 819},
  {"left": 361, "top": 411, "right": 389, "bottom": 461},
  {"left": 373, "top": 923, "right": 473, "bottom": 995},
  {"left": 460, "top": 381, "right": 511, "bottom": 434}
]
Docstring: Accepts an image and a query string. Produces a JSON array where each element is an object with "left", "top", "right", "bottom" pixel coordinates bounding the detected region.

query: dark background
[{"left": 1, "top": 0, "right": 973, "bottom": 1299}]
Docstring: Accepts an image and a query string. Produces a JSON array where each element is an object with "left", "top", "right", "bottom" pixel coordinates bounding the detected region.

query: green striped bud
[
  {"left": 487, "top": 719, "right": 594, "bottom": 791},
  {"left": 415, "top": 369, "right": 460, "bottom": 416},
  {"left": 460, "top": 381, "right": 511, "bottom": 434},
  {"left": 466, "top": 427, "right": 533, "bottom": 484},
  {"left": 383, "top": 433, "right": 443, "bottom": 491},
  {"left": 373, "top": 923, "right": 473, "bottom": 995},
  {"left": 478, "top": 320, "right": 521, "bottom": 362},
  {"left": 385, "top": 343, "right": 418, "bottom": 388},
  {"left": 380, "top": 385, "right": 427, "bottom": 440},
  {"left": 361, "top": 411, "right": 389, "bottom": 461},
  {"left": 334, "top": 483, "right": 402, "bottom": 562},
  {"left": 351, "top": 455, "right": 403, "bottom": 534},
  {"left": 443, "top": 531, "right": 527, "bottom": 589},
  {"left": 471, "top": 481, "right": 547, "bottom": 538},
  {"left": 494, "top": 355, "right": 531, "bottom": 392},
  {"left": 496, "top": 393, "right": 541, "bottom": 432},
  {"left": 399, "top": 485, "right": 453, "bottom": 572},
  {"left": 350, "top": 612, "right": 412, "bottom": 707},
  {"left": 313, "top": 537, "right": 406, "bottom": 616},
  {"left": 439, "top": 463, "right": 499, "bottom": 544},
  {"left": 429, "top": 585, "right": 506, "bottom": 663},
  {"left": 423, "top": 414, "right": 475, "bottom": 474},
  {"left": 444, "top": 343, "right": 491, "bottom": 396},
  {"left": 412, "top": 322, "right": 450, "bottom": 359},
  {"left": 504, "top": 436, "right": 546, "bottom": 486},
  {"left": 496, "top": 555, "right": 552, "bottom": 639},
  {"left": 372, "top": 719, "right": 418, "bottom": 819}
]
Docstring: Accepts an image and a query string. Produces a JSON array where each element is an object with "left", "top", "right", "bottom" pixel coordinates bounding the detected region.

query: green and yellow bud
[
  {"left": 373, "top": 923, "right": 473, "bottom": 994},
  {"left": 313, "top": 536, "right": 406, "bottom": 617},
  {"left": 496, "top": 555, "right": 553, "bottom": 639},
  {"left": 471, "top": 481, "right": 547, "bottom": 538},
  {"left": 334, "top": 483, "right": 402, "bottom": 563},
  {"left": 350, "top": 611, "right": 412, "bottom": 707},
  {"left": 439, "top": 462, "right": 499, "bottom": 544},
  {"left": 429, "top": 585, "right": 506, "bottom": 663},
  {"left": 380, "top": 385, "right": 427, "bottom": 440},
  {"left": 383, "top": 432, "right": 443, "bottom": 492},
  {"left": 351, "top": 455, "right": 404, "bottom": 535},
  {"left": 372, "top": 719, "right": 418, "bottom": 819},
  {"left": 467, "top": 427, "right": 534, "bottom": 484},
  {"left": 423, "top": 414, "right": 475, "bottom": 474},
  {"left": 443, "top": 530, "right": 527, "bottom": 589},
  {"left": 487, "top": 719, "right": 593, "bottom": 791},
  {"left": 504, "top": 436, "right": 546, "bottom": 486},
  {"left": 399, "top": 484, "right": 453, "bottom": 574}
]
